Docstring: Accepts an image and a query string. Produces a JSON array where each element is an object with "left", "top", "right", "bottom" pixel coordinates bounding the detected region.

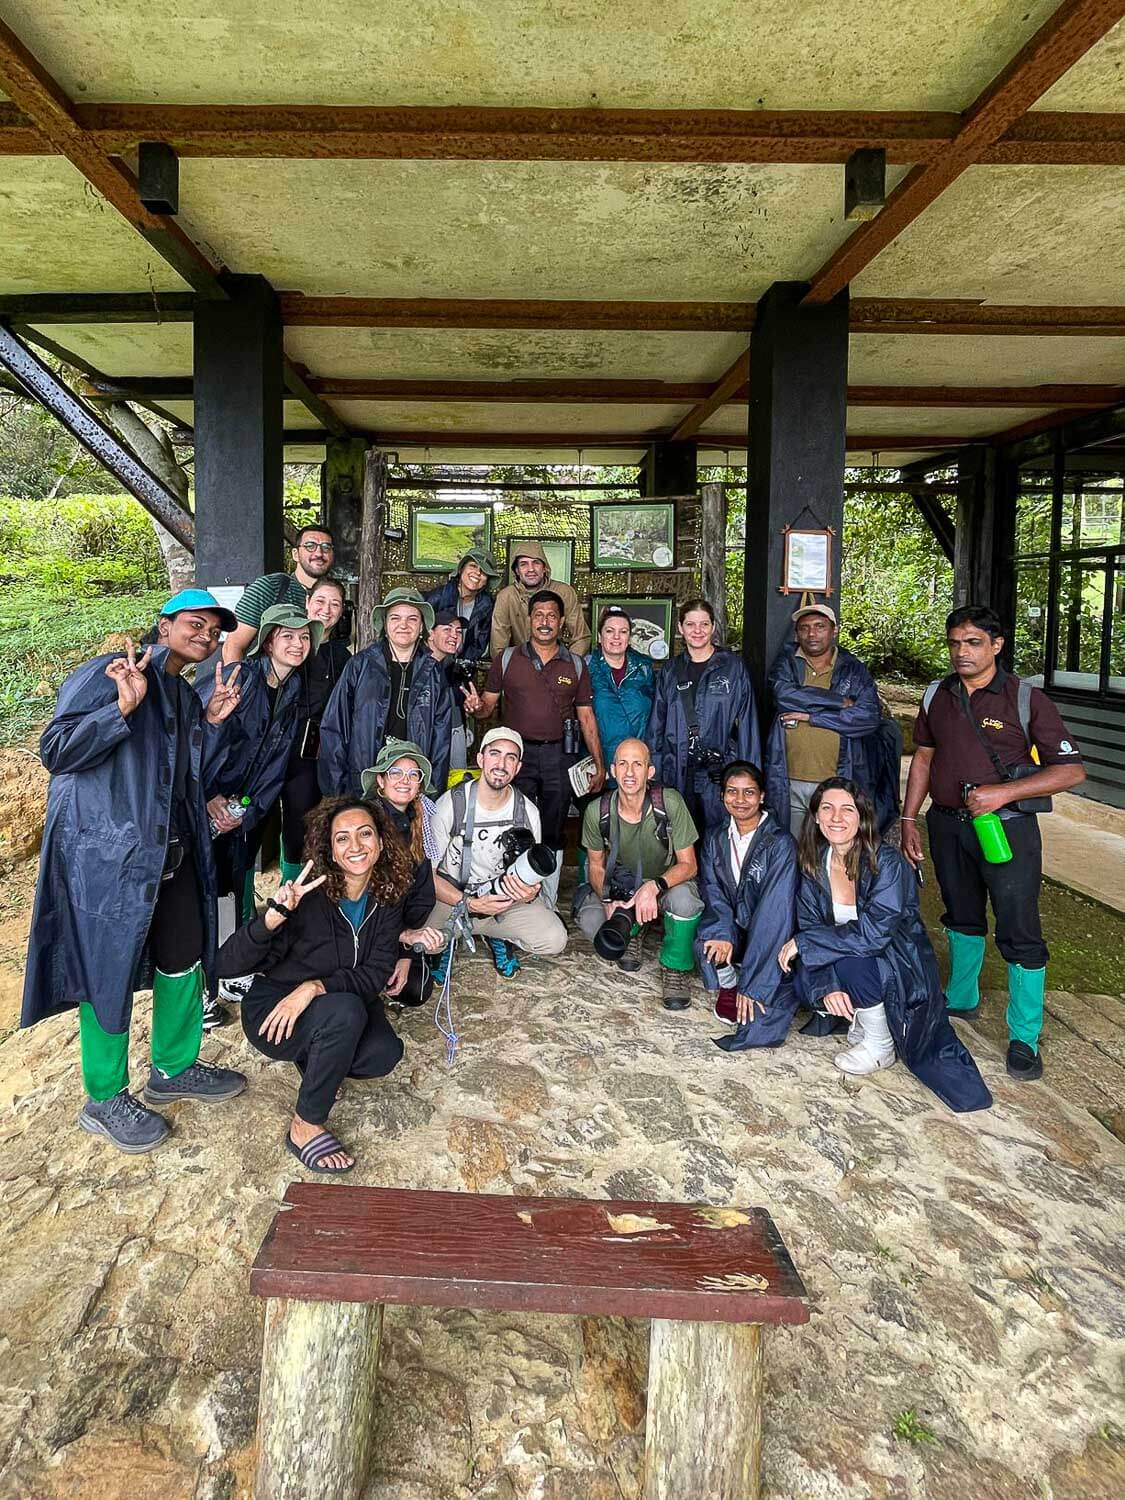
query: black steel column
[
  {"left": 743, "top": 281, "right": 849, "bottom": 704},
  {"left": 640, "top": 440, "right": 698, "bottom": 497},
  {"left": 321, "top": 435, "right": 367, "bottom": 582},
  {"left": 194, "top": 275, "right": 284, "bottom": 588},
  {"left": 953, "top": 443, "right": 1019, "bottom": 638}
]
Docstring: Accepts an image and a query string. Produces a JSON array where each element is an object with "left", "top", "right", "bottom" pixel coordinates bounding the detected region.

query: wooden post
[
  {"left": 356, "top": 448, "right": 389, "bottom": 651},
  {"left": 700, "top": 480, "right": 728, "bottom": 644},
  {"left": 644, "top": 1319, "right": 763, "bottom": 1500},
  {"left": 322, "top": 435, "right": 368, "bottom": 582},
  {"left": 255, "top": 1297, "right": 383, "bottom": 1500}
]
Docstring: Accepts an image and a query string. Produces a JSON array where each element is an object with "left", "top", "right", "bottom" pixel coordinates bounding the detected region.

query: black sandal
[{"left": 285, "top": 1128, "right": 355, "bottom": 1174}]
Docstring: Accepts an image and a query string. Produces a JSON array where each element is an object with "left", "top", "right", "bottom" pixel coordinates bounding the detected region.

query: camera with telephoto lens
[
  {"left": 448, "top": 657, "right": 476, "bottom": 699},
  {"left": 593, "top": 869, "right": 638, "bottom": 962},
  {"left": 468, "top": 826, "right": 558, "bottom": 899}
]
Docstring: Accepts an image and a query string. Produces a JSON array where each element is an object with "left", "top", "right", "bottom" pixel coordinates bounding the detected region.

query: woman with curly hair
[
  {"left": 776, "top": 777, "right": 991, "bottom": 1112},
  {"left": 216, "top": 796, "right": 416, "bottom": 1172}
]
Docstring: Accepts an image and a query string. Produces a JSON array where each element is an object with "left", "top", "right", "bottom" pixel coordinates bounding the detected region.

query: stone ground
[{"left": 2, "top": 895, "right": 1125, "bottom": 1499}]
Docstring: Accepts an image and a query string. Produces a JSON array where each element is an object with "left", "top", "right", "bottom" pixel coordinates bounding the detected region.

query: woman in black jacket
[{"left": 218, "top": 797, "right": 417, "bottom": 1172}]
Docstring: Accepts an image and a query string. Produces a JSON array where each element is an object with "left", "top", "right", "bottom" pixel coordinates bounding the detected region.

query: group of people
[{"left": 22, "top": 519, "right": 1087, "bottom": 1172}]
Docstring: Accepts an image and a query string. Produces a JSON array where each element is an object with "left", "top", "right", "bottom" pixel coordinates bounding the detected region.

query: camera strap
[
  {"left": 955, "top": 677, "right": 1050, "bottom": 813},
  {"left": 506, "top": 642, "right": 584, "bottom": 739},
  {"left": 673, "top": 653, "right": 702, "bottom": 737},
  {"left": 451, "top": 777, "right": 531, "bottom": 890}
]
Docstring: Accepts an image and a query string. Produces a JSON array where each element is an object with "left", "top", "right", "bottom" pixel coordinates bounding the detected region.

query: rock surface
[{"left": 1, "top": 925, "right": 1124, "bottom": 1498}]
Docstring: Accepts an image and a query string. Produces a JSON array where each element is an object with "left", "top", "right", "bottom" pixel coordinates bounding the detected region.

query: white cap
[
  {"left": 479, "top": 726, "right": 524, "bottom": 757},
  {"left": 791, "top": 602, "right": 837, "bottom": 626}
]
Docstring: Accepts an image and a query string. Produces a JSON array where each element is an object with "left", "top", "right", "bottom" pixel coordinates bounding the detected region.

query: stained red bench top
[{"left": 250, "top": 1185, "right": 809, "bottom": 1325}]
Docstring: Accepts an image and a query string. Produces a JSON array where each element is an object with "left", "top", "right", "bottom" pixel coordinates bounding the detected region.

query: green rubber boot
[
  {"left": 945, "top": 929, "right": 986, "bottom": 1016},
  {"left": 576, "top": 847, "right": 588, "bottom": 884},
  {"left": 278, "top": 855, "right": 304, "bottom": 886},
  {"left": 151, "top": 963, "right": 204, "bottom": 1079},
  {"left": 1006, "top": 963, "right": 1046, "bottom": 1053},
  {"left": 659, "top": 911, "right": 701, "bottom": 1012}
]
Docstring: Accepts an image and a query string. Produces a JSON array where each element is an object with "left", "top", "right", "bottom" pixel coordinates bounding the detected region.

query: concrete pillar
[
  {"left": 743, "top": 282, "right": 849, "bottom": 705},
  {"left": 193, "top": 275, "right": 284, "bottom": 589},
  {"left": 321, "top": 436, "right": 368, "bottom": 582},
  {"left": 954, "top": 445, "right": 1019, "bottom": 622},
  {"left": 640, "top": 440, "right": 698, "bottom": 497}
]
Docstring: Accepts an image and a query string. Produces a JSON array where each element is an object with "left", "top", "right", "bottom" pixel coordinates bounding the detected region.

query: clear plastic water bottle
[{"left": 209, "top": 794, "right": 251, "bottom": 839}]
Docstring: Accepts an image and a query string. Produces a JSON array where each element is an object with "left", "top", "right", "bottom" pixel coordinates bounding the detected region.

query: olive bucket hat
[
  {"left": 248, "top": 604, "right": 324, "bottom": 657},
  {"left": 360, "top": 737, "right": 436, "bottom": 796},
  {"left": 371, "top": 587, "right": 434, "bottom": 637},
  {"left": 452, "top": 547, "right": 501, "bottom": 581}
]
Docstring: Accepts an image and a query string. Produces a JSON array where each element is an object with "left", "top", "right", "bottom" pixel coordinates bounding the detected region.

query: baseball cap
[
  {"left": 432, "top": 608, "right": 462, "bottom": 628},
  {"left": 160, "top": 587, "right": 238, "bottom": 634},
  {"left": 791, "top": 602, "right": 837, "bottom": 626},
  {"left": 479, "top": 726, "right": 524, "bottom": 757}
]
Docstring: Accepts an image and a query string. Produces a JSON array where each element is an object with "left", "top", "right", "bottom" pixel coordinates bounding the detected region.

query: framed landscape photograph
[
  {"left": 409, "top": 506, "right": 493, "bottom": 573},
  {"left": 507, "top": 536, "right": 574, "bottom": 586},
  {"left": 591, "top": 503, "right": 676, "bottom": 571},
  {"left": 781, "top": 527, "right": 833, "bottom": 594},
  {"left": 590, "top": 595, "right": 675, "bottom": 659}
]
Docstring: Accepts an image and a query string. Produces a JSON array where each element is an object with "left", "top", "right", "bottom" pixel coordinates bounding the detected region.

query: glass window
[
  {"left": 1016, "top": 484, "right": 1053, "bottom": 554},
  {"left": 1111, "top": 562, "right": 1125, "bottom": 693},
  {"left": 1054, "top": 560, "right": 1108, "bottom": 683},
  {"left": 1014, "top": 561, "right": 1049, "bottom": 679}
]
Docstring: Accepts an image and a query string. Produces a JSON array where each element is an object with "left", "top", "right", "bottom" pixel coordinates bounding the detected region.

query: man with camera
[
  {"left": 479, "top": 590, "right": 605, "bottom": 906},
  {"left": 574, "top": 739, "right": 703, "bottom": 1011},
  {"left": 428, "top": 608, "right": 484, "bottom": 783},
  {"left": 427, "top": 727, "right": 568, "bottom": 980}
]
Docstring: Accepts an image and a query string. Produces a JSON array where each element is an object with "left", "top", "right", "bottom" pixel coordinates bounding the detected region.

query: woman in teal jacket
[{"left": 587, "top": 606, "right": 656, "bottom": 774}]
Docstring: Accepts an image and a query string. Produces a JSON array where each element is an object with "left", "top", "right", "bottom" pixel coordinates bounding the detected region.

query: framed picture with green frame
[
  {"left": 409, "top": 506, "right": 493, "bottom": 573},
  {"left": 590, "top": 502, "right": 676, "bottom": 571},
  {"left": 589, "top": 594, "right": 675, "bottom": 659}
]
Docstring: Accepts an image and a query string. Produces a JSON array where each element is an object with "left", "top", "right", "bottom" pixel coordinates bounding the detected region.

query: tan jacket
[{"left": 489, "top": 541, "right": 591, "bottom": 656}]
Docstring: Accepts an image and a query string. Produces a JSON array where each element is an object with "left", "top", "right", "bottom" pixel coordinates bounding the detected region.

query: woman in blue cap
[{"left": 22, "top": 590, "right": 249, "bottom": 1154}]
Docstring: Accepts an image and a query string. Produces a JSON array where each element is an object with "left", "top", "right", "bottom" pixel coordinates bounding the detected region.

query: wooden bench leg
[
  {"left": 255, "top": 1298, "right": 384, "bottom": 1500},
  {"left": 644, "top": 1318, "right": 763, "bottom": 1500}
]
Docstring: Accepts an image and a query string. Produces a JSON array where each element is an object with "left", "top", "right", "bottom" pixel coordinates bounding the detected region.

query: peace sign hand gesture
[
  {"left": 264, "top": 860, "right": 327, "bottom": 929},
  {"left": 105, "top": 641, "right": 152, "bottom": 718},
  {"left": 204, "top": 661, "right": 242, "bottom": 725}
]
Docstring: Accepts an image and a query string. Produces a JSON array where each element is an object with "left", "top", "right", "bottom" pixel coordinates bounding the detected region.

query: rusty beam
[
  {"left": 803, "top": 0, "right": 1125, "bottom": 304},
  {"left": 848, "top": 298, "right": 1125, "bottom": 337},
  {"left": 671, "top": 352, "right": 750, "bottom": 440},
  {"left": 291, "top": 428, "right": 985, "bottom": 452},
  {"left": 845, "top": 383, "right": 1125, "bottom": 408},
  {"left": 279, "top": 295, "right": 759, "bottom": 333},
  {"left": 2, "top": 100, "right": 1125, "bottom": 166}
]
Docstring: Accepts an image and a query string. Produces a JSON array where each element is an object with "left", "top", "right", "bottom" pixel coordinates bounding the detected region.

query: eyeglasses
[
  {"left": 385, "top": 768, "right": 422, "bottom": 783},
  {"left": 300, "top": 540, "right": 334, "bottom": 554}
]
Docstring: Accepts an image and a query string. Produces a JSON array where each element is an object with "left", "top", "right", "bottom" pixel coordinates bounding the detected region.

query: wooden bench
[{"left": 250, "top": 1184, "right": 809, "bottom": 1500}]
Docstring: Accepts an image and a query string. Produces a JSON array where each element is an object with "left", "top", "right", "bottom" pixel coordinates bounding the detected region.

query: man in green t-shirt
[
  {"left": 575, "top": 738, "right": 703, "bottom": 1010},
  {"left": 222, "top": 524, "right": 336, "bottom": 662}
]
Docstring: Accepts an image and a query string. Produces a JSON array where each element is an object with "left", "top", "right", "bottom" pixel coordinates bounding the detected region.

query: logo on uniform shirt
[
  {"left": 711, "top": 677, "right": 731, "bottom": 694},
  {"left": 981, "top": 717, "right": 1004, "bottom": 731},
  {"left": 557, "top": 674, "right": 574, "bottom": 686},
  {"left": 1059, "top": 739, "right": 1077, "bottom": 754}
]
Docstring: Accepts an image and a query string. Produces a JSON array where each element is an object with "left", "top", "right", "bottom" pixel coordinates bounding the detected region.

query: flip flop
[{"left": 285, "top": 1128, "right": 355, "bottom": 1174}]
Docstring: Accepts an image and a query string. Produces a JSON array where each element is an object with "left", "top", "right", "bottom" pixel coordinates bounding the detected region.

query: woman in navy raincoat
[
  {"left": 778, "top": 777, "right": 992, "bottom": 1113},
  {"left": 22, "top": 590, "right": 248, "bottom": 1153},
  {"left": 694, "top": 761, "right": 799, "bottom": 1047},
  {"left": 423, "top": 547, "right": 501, "bottom": 662},
  {"left": 198, "top": 603, "right": 322, "bottom": 928},
  {"left": 647, "top": 597, "right": 760, "bottom": 836}
]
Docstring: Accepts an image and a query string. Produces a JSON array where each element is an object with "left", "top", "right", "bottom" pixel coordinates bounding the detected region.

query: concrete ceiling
[{"left": 0, "top": 3, "right": 1123, "bottom": 471}]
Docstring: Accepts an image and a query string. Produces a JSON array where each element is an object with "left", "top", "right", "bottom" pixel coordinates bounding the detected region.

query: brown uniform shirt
[
  {"left": 485, "top": 642, "right": 593, "bottom": 742},
  {"left": 913, "top": 666, "right": 1083, "bottom": 808},
  {"left": 783, "top": 648, "right": 841, "bottom": 783}
]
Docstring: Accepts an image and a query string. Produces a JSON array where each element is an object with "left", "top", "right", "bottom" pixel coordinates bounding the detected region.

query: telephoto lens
[
  {"left": 594, "top": 907, "right": 635, "bottom": 962},
  {"left": 507, "top": 843, "right": 558, "bottom": 886}
]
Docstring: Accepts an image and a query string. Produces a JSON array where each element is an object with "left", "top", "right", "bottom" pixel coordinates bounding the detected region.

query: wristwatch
[{"left": 653, "top": 876, "right": 670, "bottom": 895}]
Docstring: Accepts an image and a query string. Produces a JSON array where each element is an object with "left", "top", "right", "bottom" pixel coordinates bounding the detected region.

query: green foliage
[
  {"left": 892, "top": 1409, "right": 937, "bottom": 1447},
  {"left": 0, "top": 394, "right": 120, "bottom": 499},
  {"left": 0, "top": 494, "right": 165, "bottom": 595},
  {"left": 0, "top": 582, "right": 167, "bottom": 746}
]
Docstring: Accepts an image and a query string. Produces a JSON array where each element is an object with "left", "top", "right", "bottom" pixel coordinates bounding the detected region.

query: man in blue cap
[{"left": 22, "top": 590, "right": 250, "bottom": 1154}]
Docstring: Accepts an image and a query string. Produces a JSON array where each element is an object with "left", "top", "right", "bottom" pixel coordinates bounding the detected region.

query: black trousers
[
  {"left": 282, "top": 758, "right": 322, "bottom": 865},
  {"left": 926, "top": 808, "right": 1048, "bottom": 968},
  {"left": 150, "top": 847, "right": 204, "bottom": 973},
  {"left": 242, "top": 976, "right": 403, "bottom": 1125},
  {"left": 515, "top": 739, "right": 572, "bottom": 851}
]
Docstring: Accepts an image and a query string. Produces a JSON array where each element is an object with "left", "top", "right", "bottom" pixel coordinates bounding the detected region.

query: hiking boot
[
  {"left": 1006, "top": 1040, "right": 1043, "bottom": 1082},
  {"left": 834, "top": 1003, "right": 897, "bottom": 1076},
  {"left": 430, "top": 947, "right": 451, "bottom": 988},
  {"left": 217, "top": 974, "right": 254, "bottom": 1003},
  {"left": 618, "top": 924, "right": 646, "bottom": 974},
  {"left": 713, "top": 987, "right": 738, "bottom": 1025},
  {"left": 661, "top": 965, "right": 690, "bottom": 1011},
  {"left": 201, "top": 993, "right": 232, "bottom": 1031},
  {"left": 144, "top": 1060, "right": 247, "bottom": 1105},
  {"left": 488, "top": 939, "right": 521, "bottom": 979},
  {"left": 79, "top": 1089, "right": 169, "bottom": 1154}
]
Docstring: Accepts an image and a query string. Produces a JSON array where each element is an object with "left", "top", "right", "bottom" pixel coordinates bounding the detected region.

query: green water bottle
[{"left": 963, "top": 784, "right": 1012, "bottom": 864}]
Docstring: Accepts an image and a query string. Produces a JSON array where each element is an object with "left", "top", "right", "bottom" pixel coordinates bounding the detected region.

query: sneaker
[
  {"left": 218, "top": 974, "right": 254, "bottom": 1003},
  {"left": 1006, "top": 1040, "right": 1043, "bottom": 1081},
  {"left": 201, "top": 994, "right": 232, "bottom": 1031},
  {"left": 430, "top": 948, "right": 451, "bottom": 989},
  {"left": 713, "top": 987, "right": 738, "bottom": 1025},
  {"left": 143, "top": 1060, "right": 248, "bottom": 1104},
  {"left": 945, "top": 1000, "right": 981, "bottom": 1019},
  {"left": 661, "top": 966, "right": 690, "bottom": 1011},
  {"left": 488, "top": 938, "right": 521, "bottom": 979},
  {"left": 79, "top": 1089, "right": 169, "bottom": 1154},
  {"left": 618, "top": 925, "right": 645, "bottom": 974},
  {"left": 833, "top": 1004, "right": 897, "bottom": 1076}
]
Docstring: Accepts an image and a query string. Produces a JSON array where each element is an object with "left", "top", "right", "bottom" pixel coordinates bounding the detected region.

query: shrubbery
[{"left": 0, "top": 494, "right": 165, "bottom": 594}]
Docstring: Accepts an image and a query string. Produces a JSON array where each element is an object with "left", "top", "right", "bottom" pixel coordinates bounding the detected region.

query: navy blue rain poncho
[
  {"left": 794, "top": 845, "right": 992, "bottom": 1112},
  {"left": 22, "top": 646, "right": 228, "bottom": 1035},
  {"left": 197, "top": 655, "right": 304, "bottom": 887},
  {"left": 318, "top": 643, "right": 454, "bottom": 798},
  {"left": 765, "top": 642, "right": 888, "bottom": 820},
  {"left": 422, "top": 576, "right": 494, "bottom": 662},
  {"left": 647, "top": 650, "right": 761, "bottom": 832},
  {"left": 696, "top": 813, "right": 800, "bottom": 1050}
]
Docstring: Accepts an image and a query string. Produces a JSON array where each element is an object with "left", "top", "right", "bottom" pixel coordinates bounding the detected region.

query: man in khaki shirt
[{"left": 489, "top": 540, "right": 590, "bottom": 656}]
